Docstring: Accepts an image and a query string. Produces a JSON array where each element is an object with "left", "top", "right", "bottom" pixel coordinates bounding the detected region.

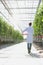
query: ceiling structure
[{"left": 0, "top": 0, "right": 41, "bottom": 32}]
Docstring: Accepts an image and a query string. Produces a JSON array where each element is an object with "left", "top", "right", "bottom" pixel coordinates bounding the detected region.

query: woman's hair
[{"left": 29, "top": 22, "right": 32, "bottom": 26}]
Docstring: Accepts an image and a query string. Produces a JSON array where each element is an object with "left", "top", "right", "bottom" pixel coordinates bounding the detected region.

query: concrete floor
[{"left": 0, "top": 42, "right": 43, "bottom": 65}]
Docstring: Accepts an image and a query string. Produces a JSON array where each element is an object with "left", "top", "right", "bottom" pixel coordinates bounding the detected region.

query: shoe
[{"left": 28, "top": 50, "right": 30, "bottom": 54}]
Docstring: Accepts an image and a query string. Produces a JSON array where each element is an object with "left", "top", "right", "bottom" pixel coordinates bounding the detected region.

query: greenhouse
[
  {"left": 0, "top": 0, "right": 43, "bottom": 63},
  {"left": 0, "top": 0, "right": 41, "bottom": 30},
  {"left": 0, "top": 0, "right": 43, "bottom": 43},
  {"left": 0, "top": 0, "right": 43, "bottom": 47}
]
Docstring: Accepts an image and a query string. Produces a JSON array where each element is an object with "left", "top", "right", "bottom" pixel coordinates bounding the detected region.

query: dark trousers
[{"left": 27, "top": 43, "right": 32, "bottom": 53}]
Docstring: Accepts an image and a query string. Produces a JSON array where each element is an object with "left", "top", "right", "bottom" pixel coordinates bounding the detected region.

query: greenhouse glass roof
[{"left": 0, "top": 0, "right": 41, "bottom": 31}]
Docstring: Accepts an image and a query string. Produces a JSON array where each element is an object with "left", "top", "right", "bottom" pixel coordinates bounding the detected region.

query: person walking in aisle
[{"left": 22, "top": 22, "right": 34, "bottom": 53}]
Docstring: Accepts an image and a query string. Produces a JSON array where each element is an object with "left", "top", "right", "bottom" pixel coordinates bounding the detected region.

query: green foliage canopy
[
  {"left": 33, "top": 4, "right": 43, "bottom": 36},
  {"left": 0, "top": 16, "right": 23, "bottom": 43}
]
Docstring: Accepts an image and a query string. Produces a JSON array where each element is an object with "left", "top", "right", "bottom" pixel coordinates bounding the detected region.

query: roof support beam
[
  {"left": 20, "top": 20, "right": 34, "bottom": 21},
  {"left": 8, "top": 7, "right": 37, "bottom": 9},
  {"left": 38, "top": 0, "right": 41, "bottom": 8},
  {"left": 0, "top": 11, "right": 11, "bottom": 23},
  {"left": 18, "top": 13, "right": 35, "bottom": 14},
  {"left": 0, "top": 0, "right": 12, "bottom": 16},
  {"left": 4, "top": 0, "right": 39, "bottom": 1},
  {"left": 36, "top": 0, "right": 41, "bottom": 13}
]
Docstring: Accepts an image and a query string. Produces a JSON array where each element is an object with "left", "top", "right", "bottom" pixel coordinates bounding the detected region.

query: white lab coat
[{"left": 23, "top": 26, "right": 34, "bottom": 43}]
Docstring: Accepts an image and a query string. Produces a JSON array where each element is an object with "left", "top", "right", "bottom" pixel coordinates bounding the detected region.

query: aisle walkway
[{"left": 0, "top": 42, "right": 43, "bottom": 65}]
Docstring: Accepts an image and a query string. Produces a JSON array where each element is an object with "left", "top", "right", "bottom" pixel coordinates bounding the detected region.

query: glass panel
[
  {"left": 0, "top": 3, "right": 5, "bottom": 9},
  {"left": 6, "top": 1, "right": 18, "bottom": 8},
  {"left": 0, "top": 0, "right": 39, "bottom": 30}
]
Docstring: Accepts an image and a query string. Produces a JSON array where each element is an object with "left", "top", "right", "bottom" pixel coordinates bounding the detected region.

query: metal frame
[
  {"left": 0, "top": 11, "right": 11, "bottom": 23},
  {"left": 0, "top": 0, "right": 41, "bottom": 31},
  {"left": 3, "top": 0, "right": 38, "bottom": 1},
  {"left": 7, "top": 7, "right": 37, "bottom": 9},
  {"left": 0, "top": 0, "right": 12, "bottom": 16},
  {"left": 35, "top": 0, "right": 41, "bottom": 13}
]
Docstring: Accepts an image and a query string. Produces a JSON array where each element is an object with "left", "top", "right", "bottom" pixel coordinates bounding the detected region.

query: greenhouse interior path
[{"left": 0, "top": 42, "right": 43, "bottom": 65}]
